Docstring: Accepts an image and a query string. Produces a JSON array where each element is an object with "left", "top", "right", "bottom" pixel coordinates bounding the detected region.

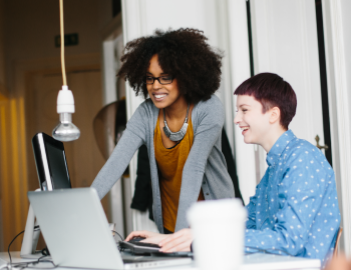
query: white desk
[{"left": 0, "top": 251, "right": 321, "bottom": 270}]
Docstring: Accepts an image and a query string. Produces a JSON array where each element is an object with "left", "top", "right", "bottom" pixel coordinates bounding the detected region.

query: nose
[
  {"left": 152, "top": 78, "right": 162, "bottom": 89},
  {"left": 234, "top": 112, "right": 241, "bottom": 125}
]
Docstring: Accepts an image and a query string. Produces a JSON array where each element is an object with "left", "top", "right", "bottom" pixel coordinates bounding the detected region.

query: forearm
[
  {"left": 244, "top": 227, "right": 302, "bottom": 256},
  {"left": 91, "top": 130, "right": 143, "bottom": 199}
]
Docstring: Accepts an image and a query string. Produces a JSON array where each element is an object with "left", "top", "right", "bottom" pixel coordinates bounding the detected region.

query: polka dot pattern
[{"left": 244, "top": 130, "right": 340, "bottom": 265}]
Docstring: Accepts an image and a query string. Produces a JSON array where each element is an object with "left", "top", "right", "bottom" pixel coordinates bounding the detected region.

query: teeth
[
  {"left": 241, "top": 127, "right": 249, "bottom": 131},
  {"left": 155, "top": 94, "right": 166, "bottom": 99}
]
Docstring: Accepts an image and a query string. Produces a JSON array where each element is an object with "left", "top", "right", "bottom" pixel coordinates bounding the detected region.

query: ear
[{"left": 269, "top": 107, "right": 281, "bottom": 125}]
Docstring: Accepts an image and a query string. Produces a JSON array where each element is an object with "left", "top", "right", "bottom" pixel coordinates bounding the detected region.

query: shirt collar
[{"left": 266, "top": 130, "right": 296, "bottom": 166}]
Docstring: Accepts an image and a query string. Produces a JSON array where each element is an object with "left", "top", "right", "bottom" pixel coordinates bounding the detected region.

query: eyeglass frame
[{"left": 145, "top": 75, "right": 175, "bottom": 85}]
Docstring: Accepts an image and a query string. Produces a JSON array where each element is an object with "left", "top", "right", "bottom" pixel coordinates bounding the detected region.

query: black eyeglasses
[{"left": 145, "top": 75, "right": 174, "bottom": 85}]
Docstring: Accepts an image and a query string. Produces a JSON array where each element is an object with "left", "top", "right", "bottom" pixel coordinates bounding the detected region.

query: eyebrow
[{"left": 238, "top": 104, "right": 250, "bottom": 108}]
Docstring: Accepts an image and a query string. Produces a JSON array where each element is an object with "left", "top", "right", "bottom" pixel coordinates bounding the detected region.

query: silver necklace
[{"left": 163, "top": 104, "right": 190, "bottom": 142}]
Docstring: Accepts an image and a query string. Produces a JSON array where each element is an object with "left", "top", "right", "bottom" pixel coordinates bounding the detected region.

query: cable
[
  {"left": 25, "top": 256, "right": 56, "bottom": 270},
  {"left": 7, "top": 226, "right": 40, "bottom": 265},
  {"left": 1, "top": 257, "right": 56, "bottom": 270},
  {"left": 59, "top": 0, "right": 67, "bottom": 86},
  {"left": 7, "top": 230, "right": 24, "bottom": 265},
  {"left": 1, "top": 254, "right": 56, "bottom": 270},
  {"left": 112, "top": 230, "right": 124, "bottom": 241}
]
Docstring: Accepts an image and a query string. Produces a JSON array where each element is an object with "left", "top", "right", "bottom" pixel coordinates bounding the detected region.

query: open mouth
[
  {"left": 240, "top": 126, "right": 249, "bottom": 135},
  {"left": 153, "top": 93, "right": 167, "bottom": 101}
]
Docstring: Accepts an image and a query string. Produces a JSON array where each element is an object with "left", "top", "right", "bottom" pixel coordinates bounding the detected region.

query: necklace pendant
[
  {"left": 163, "top": 122, "right": 188, "bottom": 142},
  {"left": 163, "top": 104, "right": 190, "bottom": 142}
]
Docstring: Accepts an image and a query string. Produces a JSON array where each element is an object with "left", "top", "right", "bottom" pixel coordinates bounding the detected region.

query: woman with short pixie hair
[{"left": 91, "top": 28, "right": 235, "bottom": 238}]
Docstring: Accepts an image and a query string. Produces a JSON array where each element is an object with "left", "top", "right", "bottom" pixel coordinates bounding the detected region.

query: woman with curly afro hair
[{"left": 92, "top": 28, "right": 235, "bottom": 244}]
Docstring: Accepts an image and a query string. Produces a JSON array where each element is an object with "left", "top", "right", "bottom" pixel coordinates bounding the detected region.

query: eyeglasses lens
[{"left": 146, "top": 76, "right": 173, "bottom": 85}]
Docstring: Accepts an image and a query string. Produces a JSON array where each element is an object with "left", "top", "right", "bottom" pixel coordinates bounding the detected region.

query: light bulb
[
  {"left": 52, "top": 86, "right": 80, "bottom": 142},
  {"left": 53, "top": 113, "right": 80, "bottom": 141}
]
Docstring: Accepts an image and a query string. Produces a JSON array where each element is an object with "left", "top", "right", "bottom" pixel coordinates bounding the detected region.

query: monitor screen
[
  {"left": 45, "top": 141, "right": 71, "bottom": 189},
  {"left": 32, "top": 133, "right": 72, "bottom": 190}
]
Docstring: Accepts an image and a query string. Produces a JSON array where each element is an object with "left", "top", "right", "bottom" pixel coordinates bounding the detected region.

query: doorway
[{"left": 25, "top": 68, "right": 109, "bottom": 247}]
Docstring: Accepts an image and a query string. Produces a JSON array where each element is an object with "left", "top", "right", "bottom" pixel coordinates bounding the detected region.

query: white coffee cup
[{"left": 187, "top": 199, "right": 247, "bottom": 270}]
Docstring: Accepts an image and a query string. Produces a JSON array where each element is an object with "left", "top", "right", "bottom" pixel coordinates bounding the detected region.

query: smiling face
[
  {"left": 146, "top": 54, "right": 185, "bottom": 110},
  {"left": 234, "top": 95, "right": 272, "bottom": 146}
]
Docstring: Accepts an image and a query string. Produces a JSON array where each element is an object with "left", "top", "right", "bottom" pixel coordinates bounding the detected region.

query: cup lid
[{"left": 187, "top": 198, "right": 247, "bottom": 223}]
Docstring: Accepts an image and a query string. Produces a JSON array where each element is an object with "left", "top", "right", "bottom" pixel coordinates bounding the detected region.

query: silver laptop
[{"left": 27, "top": 188, "right": 192, "bottom": 269}]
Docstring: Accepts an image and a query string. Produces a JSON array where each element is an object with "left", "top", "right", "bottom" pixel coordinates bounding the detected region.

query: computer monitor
[{"left": 32, "top": 132, "right": 72, "bottom": 190}]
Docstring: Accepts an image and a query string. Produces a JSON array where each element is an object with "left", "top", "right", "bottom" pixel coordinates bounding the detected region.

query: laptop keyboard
[
  {"left": 128, "top": 241, "right": 160, "bottom": 248},
  {"left": 123, "top": 258, "right": 157, "bottom": 263}
]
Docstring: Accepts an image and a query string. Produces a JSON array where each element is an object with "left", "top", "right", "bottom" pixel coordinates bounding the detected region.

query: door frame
[{"left": 321, "top": 0, "right": 351, "bottom": 255}]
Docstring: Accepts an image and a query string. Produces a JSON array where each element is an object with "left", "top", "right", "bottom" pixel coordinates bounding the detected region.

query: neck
[
  {"left": 260, "top": 126, "right": 287, "bottom": 153},
  {"left": 164, "top": 96, "right": 188, "bottom": 120}
]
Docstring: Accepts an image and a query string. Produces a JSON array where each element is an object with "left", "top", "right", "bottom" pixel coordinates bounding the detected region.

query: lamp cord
[{"left": 59, "top": 0, "right": 67, "bottom": 86}]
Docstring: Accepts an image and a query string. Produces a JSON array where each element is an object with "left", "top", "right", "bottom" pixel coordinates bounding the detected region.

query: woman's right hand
[
  {"left": 159, "top": 228, "right": 193, "bottom": 252},
  {"left": 125, "top": 230, "right": 168, "bottom": 245}
]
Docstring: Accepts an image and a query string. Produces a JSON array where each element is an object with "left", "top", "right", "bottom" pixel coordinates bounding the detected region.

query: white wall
[
  {"left": 250, "top": 0, "right": 325, "bottom": 181},
  {"left": 227, "top": 1, "right": 256, "bottom": 204},
  {"left": 338, "top": 0, "right": 351, "bottom": 255},
  {"left": 322, "top": 0, "right": 351, "bottom": 256}
]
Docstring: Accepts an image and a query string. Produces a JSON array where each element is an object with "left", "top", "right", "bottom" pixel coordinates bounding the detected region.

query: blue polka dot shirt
[{"left": 244, "top": 130, "right": 340, "bottom": 264}]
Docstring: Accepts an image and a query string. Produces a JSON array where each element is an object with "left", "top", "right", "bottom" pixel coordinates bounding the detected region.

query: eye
[
  {"left": 145, "top": 76, "right": 154, "bottom": 84},
  {"left": 160, "top": 76, "right": 173, "bottom": 83}
]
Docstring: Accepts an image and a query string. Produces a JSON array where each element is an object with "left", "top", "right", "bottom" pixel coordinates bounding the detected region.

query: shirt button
[{"left": 206, "top": 193, "right": 209, "bottom": 196}]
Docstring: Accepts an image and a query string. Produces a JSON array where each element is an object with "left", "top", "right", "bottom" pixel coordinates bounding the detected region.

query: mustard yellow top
[{"left": 154, "top": 116, "right": 204, "bottom": 232}]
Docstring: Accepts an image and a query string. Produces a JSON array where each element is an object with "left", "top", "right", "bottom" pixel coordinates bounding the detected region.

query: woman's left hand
[{"left": 159, "top": 228, "right": 193, "bottom": 252}]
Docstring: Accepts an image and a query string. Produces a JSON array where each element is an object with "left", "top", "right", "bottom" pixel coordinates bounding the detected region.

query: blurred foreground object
[
  {"left": 187, "top": 199, "right": 246, "bottom": 270},
  {"left": 325, "top": 254, "right": 351, "bottom": 270}
]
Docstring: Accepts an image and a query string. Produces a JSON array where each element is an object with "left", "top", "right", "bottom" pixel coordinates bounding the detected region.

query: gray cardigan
[{"left": 91, "top": 95, "right": 235, "bottom": 232}]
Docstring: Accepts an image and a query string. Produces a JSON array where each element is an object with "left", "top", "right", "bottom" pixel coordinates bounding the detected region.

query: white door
[{"left": 249, "top": 0, "right": 326, "bottom": 181}]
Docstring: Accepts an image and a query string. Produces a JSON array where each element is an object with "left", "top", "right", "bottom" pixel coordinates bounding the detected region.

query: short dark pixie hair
[
  {"left": 234, "top": 73, "right": 297, "bottom": 129},
  {"left": 117, "top": 28, "right": 223, "bottom": 104}
]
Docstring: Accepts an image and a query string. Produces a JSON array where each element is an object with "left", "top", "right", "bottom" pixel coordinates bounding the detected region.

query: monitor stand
[{"left": 20, "top": 189, "right": 50, "bottom": 259}]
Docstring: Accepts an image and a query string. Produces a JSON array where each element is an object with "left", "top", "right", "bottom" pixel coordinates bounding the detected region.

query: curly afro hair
[{"left": 117, "top": 28, "right": 223, "bottom": 104}]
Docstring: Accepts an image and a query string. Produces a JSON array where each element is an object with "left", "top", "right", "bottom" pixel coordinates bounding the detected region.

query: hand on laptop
[
  {"left": 159, "top": 228, "right": 193, "bottom": 252},
  {"left": 125, "top": 228, "right": 193, "bottom": 253},
  {"left": 125, "top": 230, "right": 168, "bottom": 245}
]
